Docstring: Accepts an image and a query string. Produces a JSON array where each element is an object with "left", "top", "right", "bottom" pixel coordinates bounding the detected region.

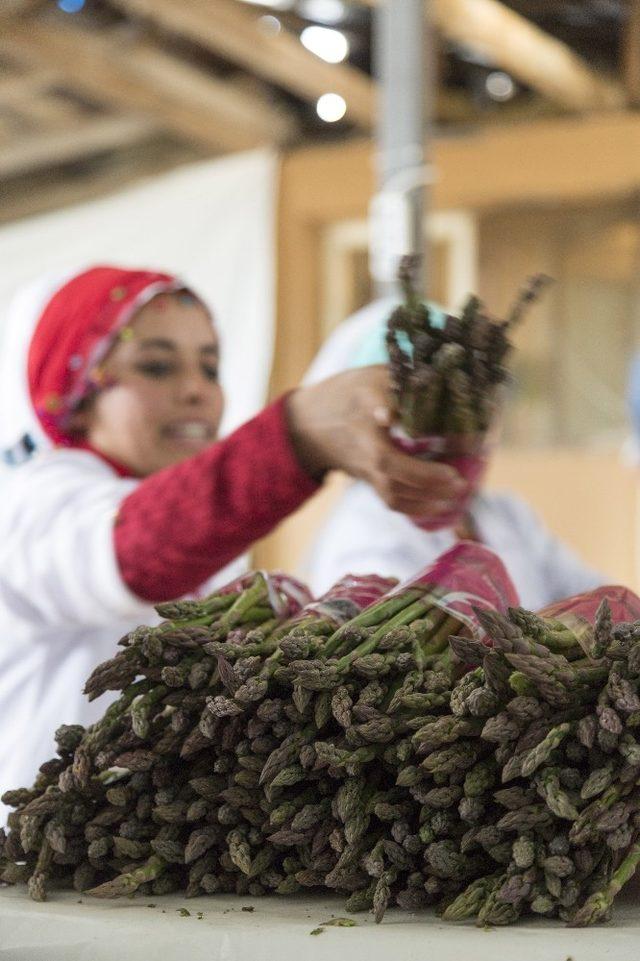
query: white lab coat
[
  {"left": 303, "top": 480, "right": 606, "bottom": 612},
  {"left": 0, "top": 448, "right": 242, "bottom": 816}
]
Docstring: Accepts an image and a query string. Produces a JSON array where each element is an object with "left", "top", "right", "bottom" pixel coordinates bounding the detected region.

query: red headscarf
[{"left": 27, "top": 265, "right": 184, "bottom": 469}]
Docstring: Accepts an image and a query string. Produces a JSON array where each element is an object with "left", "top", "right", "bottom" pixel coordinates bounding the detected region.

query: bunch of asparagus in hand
[{"left": 387, "top": 257, "right": 551, "bottom": 437}]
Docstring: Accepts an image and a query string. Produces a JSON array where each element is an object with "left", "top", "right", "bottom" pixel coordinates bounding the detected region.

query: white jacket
[
  {"left": 0, "top": 448, "right": 243, "bottom": 815},
  {"left": 303, "top": 481, "right": 606, "bottom": 612}
]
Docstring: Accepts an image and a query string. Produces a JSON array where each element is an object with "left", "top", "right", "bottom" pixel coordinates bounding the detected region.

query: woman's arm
[
  {"left": 114, "top": 396, "right": 318, "bottom": 601},
  {"left": 116, "top": 368, "right": 464, "bottom": 602}
]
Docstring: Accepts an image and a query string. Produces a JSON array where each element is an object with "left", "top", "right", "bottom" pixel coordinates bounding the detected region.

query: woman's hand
[{"left": 286, "top": 365, "right": 467, "bottom": 518}]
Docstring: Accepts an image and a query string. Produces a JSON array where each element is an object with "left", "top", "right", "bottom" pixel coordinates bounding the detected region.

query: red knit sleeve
[{"left": 113, "top": 395, "right": 320, "bottom": 602}]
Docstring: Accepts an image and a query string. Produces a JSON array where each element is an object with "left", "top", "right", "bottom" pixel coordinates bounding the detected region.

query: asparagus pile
[
  {"left": 0, "top": 550, "right": 486, "bottom": 907},
  {"left": 387, "top": 257, "right": 551, "bottom": 437},
  {"left": 3, "top": 565, "right": 640, "bottom": 928},
  {"left": 437, "top": 600, "right": 640, "bottom": 926}
]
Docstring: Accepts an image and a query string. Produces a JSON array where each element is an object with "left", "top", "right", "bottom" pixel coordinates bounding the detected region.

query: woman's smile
[{"left": 160, "top": 418, "right": 217, "bottom": 449}]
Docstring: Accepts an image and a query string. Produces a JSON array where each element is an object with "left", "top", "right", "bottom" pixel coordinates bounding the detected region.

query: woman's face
[{"left": 75, "top": 292, "right": 224, "bottom": 476}]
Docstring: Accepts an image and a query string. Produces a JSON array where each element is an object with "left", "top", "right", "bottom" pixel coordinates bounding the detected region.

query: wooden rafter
[
  {"left": 624, "top": 0, "right": 640, "bottom": 108},
  {"left": 0, "top": 115, "right": 156, "bottom": 178},
  {"left": 432, "top": 0, "right": 625, "bottom": 111},
  {"left": 131, "top": 44, "right": 297, "bottom": 146},
  {"left": 0, "top": 0, "right": 46, "bottom": 20},
  {"left": 0, "top": 72, "right": 58, "bottom": 108},
  {"left": 2, "top": 18, "right": 297, "bottom": 153},
  {"left": 0, "top": 137, "right": 200, "bottom": 225},
  {"left": 106, "top": 0, "right": 376, "bottom": 129},
  {"left": 357, "top": 0, "right": 625, "bottom": 112}
]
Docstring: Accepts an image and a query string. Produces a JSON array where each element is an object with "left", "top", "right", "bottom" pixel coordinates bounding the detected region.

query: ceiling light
[
  {"left": 485, "top": 71, "right": 516, "bottom": 102},
  {"left": 298, "top": 0, "right": 347, "bottom": 24},
  {"left": 316, "top": 93, "right": 347, "bottom": 122},
  {"left": 238, "top": 0, "right": 295, "bottom": 10},
  {"left": 301, "top": 25, "right": 349, "bottom": 64},
  {"left": 258, "top": 14, "right": 282, "bottom": 35}
]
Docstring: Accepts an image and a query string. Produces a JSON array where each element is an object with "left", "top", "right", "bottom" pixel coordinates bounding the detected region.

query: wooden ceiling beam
[
  {"left": 0, "top": 137, "right": 199, "bottom": 225},
  {"left": 357, "top": 0, "right": 625, "bottom": 112},
  {"left": 623, "top": 0, "right": 640, "bottom": 108},
  {"left": 431, "top": 0, "right": 625, "bottom": 111},
  {"left": 0, "top": 72, "right": 58, "bottom": 107},
  {"left": 0, "top": 114, "right": 156, "bottom": 178},
  {"left": 0, "top": 0, "right": 47, "bottom": 21},
  {"left": 107, "top": 0, "right": 376, "bottom": 128},
  {"left": 130, "top": 43, "right": 297, "bottom": 146},
  {"left": 0, "top": 137, "right": 202, "bottom": 224},
  {"left": 2, "top": 18, "right": 296, "bottom": 153}
]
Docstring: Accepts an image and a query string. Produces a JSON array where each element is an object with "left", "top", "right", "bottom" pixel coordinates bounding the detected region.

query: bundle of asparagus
[
  {"left": 0, "top": 544, "right": 514, "bottom": 909},
  {"left": 437, "top": 590, "right": 640, "bottom": 926},
  {"left": 5, "top": 555, "right": 640, "bottom": 929},
  {"left": 0, "top": 568, "right": 398, "bottom": 901},
  {"left": 191, "top": 578, "right": 640, "bottom": 928},
  {"left": 387, "top": 256, "right": 552, "bottom": 438}
]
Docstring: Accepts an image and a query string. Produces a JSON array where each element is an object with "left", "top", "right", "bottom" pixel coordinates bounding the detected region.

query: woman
[
  {"left": 303, "top": 299, "right": 606, "bottom": 607},
  {"left": 0, "top": 265, "right": 464, "bottom": 803}
]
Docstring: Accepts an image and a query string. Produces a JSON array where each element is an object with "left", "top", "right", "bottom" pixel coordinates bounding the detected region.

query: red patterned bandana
[{"left": 27, "top": 265, "right": 182, "bottom": 469}]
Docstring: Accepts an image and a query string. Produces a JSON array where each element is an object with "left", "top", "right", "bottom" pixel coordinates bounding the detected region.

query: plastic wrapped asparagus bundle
[
  {"left": 59, "top": 543, "right": 504, "bottom": 908},
  {"left": 130, "top": 543, "right": 510, "bottom": 912},
  {"left": 0, "top": 571, "right": 395, "bottom": 902},
  {"left": 213, "top": 543, "right": 519, "bottom": 915},
  {"left": 181, "top": 577, "right": 640, "bottom": 926},
  {"left": 277, "top": 583, "right": 640, "bottom": 927},
  {"left": 387, "top": 257, "right": 552, "bottom": 530},
  {"left": 0, "top": 545, "right": 512, "bottom": 904},
  {"left": 430, "top": 585, "right": 640, "bottom": 927}
]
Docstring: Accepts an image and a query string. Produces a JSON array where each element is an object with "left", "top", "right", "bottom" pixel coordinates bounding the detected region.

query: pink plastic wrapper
[
  {"left": 390, "top": 426, "right": 491, "bottom": 531},
  {"left": 389, "top": 541, "right": 519, "bottom": 634},
  {"left": 538, "top": 584, "right": 640, "bottom": 647},
  {"left": 289, "top": 574, "right": 398, "bottom": 629},
  {"left": 216, "top": 570, "right": 313, "bottom": 620}
]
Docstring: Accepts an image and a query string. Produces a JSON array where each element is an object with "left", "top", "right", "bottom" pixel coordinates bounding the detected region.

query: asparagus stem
[
  {"left": 87, "top": 856, "right": 167, "bottom": 899},
  {"left": 334, "top": 600, "right": 432, "bottom": 669},
  {"left": 569, "top": 842, "right": 640, "bottom": 926}
]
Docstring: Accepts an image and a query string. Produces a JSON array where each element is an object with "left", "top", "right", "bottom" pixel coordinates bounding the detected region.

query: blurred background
[{"left": 1, "top": 0, "right": 640, "bottom": 586}]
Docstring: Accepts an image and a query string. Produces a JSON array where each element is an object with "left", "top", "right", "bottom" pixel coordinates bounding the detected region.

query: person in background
[
  {"left": 302, "top": 299, "right": 606, "bottom": 609},
  {"left": 0, "top": 266, "right": 466, "bottom": 804}
]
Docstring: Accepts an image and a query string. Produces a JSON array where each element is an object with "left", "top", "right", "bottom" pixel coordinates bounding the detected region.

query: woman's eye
[
  {"left": 202, "top": 364, "right": 219, "bottom": 382},
  {"left": 136, "top": 362, "right": 174, "bottom": 378}
]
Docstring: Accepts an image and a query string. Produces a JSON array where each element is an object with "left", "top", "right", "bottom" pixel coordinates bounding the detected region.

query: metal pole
[{"left": 371, "top": 0, "right": 430, "bottom": 298}]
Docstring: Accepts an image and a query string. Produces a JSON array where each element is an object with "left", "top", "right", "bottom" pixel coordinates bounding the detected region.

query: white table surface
[{"left": 1, "top": 882, "right": 639, "bottom": 961}]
